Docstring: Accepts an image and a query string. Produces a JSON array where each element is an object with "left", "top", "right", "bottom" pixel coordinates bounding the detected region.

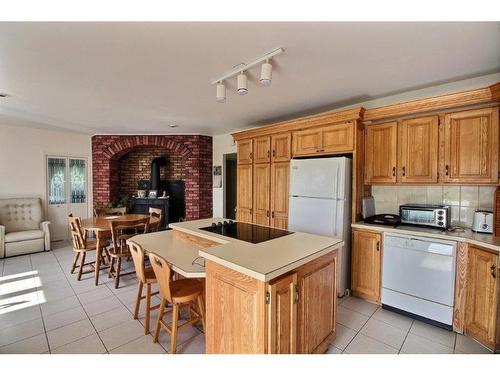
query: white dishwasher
[{"left": 382, "top": 234, "right": 457, "bottom": 329}]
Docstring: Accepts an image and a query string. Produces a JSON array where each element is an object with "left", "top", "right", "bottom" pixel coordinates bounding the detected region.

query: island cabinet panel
[
  {"left": 364, "top": 122, "right": 398, "bottom": 184},
  {"left": 253, "top": 163, "right": 271, "bottom": 226},
  {"left": 253, "top": 136, "right": 271, "bottom": 164},
  {"left": 292, "top": 128, "right": 322, "bottom": 156},
  {"left": 296, "top": 251, "right": 337, "bottom": 354},
  {"left": 270, "top": 162, "right": 290, "bottom": 229},
  {"left": 271, "top": 133, "right": 292, "bottom": 162},
  {"left": 464, "top": 245, "right": 499, "bottom": 350},
  {"left": 443, "top": 107, "right": 499, "bottom": 184},
  {"left": 398, "top": 115, "right": 439, "bottom": 183},
  {"left": 351, "top": 229, "right": 381, "bottom": 302},
  {"left": 321, "top": 122, "right": 355, "bottom": 153},
  {"left": 267, "top": 273, "right": 298, "bottom": 354},
  {"left": 205, "top": 261, "right": 267, "bottom": 354},
  {"left": 236, "top": 164, "right": 253, "bottom": 223},
  {"left": 237, "top": 139, "right": 253, "bottom": 165}
]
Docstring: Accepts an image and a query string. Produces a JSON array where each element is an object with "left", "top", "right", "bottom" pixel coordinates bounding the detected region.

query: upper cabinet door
[
  {"left": 237, "top": 139, "right": 253, "bottom": 165},
  {"left": 253, "top": 163, "right": 271, "bottom": 226},
  {"left": 399, "top": 116, "right": 439, "bottom": 183},
  {"left": 253, "top": 136, "right": 271, "bottom": 164},
  {"left": 292, "top": 128, "right": 322, "bottom": 156},
  {"left": 321, "top": 122, "right": 355, "bottom": 153},
  {"left": 271, "top": 162, "right": 290, "bottom": 230},
  {"left": 271, "top": 133, "right": 291, "bottom": 162},
  {"left": 444, "top": 107, "right": 499, "bottom": 184},
  {"left": 364, "top": 122, "right": 398, "bottom": 184}
]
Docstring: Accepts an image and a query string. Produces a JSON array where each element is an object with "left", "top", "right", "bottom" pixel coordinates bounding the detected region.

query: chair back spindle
[{"left": 149, "top": 253, "right": 173, "bottom": 302}]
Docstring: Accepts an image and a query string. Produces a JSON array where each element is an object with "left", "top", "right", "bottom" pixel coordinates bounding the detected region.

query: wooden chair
[
  {"left": 68, "top": 215, "right": 108, "bottom": 281},
  {"left": 149, "top": 252, "right": 205, "bottom": 354},
  {"left": 148, "top": 207, "right": 163, "bottom": 232},
  {"left": 94, "top": 206, "right": 127, "bottom": 217},
  {"left": 108, "top": 217, "right": 149, "bottom": 288},
  {"left": 128, "top": 240, "right": 162, "bottom": 334}
]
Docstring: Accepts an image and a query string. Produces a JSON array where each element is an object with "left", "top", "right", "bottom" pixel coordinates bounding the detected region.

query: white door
[
  {"left": 289, "top": 157, "right": 346, "bottom": 199},
  {"left": 47, "top": 156, "right": 89, "bottom": 241}
]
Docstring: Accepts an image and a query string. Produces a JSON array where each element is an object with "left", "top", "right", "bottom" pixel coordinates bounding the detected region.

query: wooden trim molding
[
  {"left": 364, "top": 83, "right": 500, "bottom": 122},
  {"left": 232, "top": 107, "right": 364, "bottom": 141},
  {"left": 453, "top": 242, "right": 468, "bottom": 334}
]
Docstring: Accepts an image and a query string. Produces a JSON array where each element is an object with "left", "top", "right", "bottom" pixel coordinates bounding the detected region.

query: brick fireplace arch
[{"left": 92, "top": 135, "right": 212, "bottom": 220}]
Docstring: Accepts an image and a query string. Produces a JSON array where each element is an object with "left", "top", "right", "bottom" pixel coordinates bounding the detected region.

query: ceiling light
[
  {"left": 216, "top": 81, "right": 226, "bottom": 103},
  {"left": 237, "top": 72, "right": 248, "bottom": 95},
  {"left": 0, "top": 93, "right": 8, "bottom": 98},
  {"left": 168, "top": 124, "right": 178, "bottom": 128},
  {"left": 260, "top": 59, "right": 272, "bottom": 86}
]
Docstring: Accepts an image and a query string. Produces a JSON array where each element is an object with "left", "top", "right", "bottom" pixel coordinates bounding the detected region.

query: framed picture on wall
[
  {"left": 148, "top": 190, "right": 157, "bottom": 199},
  {"left": 213, "top": 166, "right": 222, "bottom": 188}
]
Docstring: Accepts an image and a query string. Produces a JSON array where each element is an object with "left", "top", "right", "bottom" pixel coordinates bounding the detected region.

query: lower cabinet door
[
  {"left": 253, "top": 163, "right": 271, "bottom": 226},
  {"left": 267, "top": 273, "right": 297, "bottom": 354},
  {"left": 465, "top": 246, "right": 499, "bottom": 349},
  {"left": 271, "top": 162, "right": 290, "bottom": 229},
  {"left": 351, "top": 230, "right": 381, "bottom": 302},
  {"left": 236, "top": 164, "right": 253, "bottom": 223}
]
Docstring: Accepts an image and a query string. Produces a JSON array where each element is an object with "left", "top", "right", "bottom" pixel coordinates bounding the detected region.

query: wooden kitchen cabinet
[
  {"left": 270, "top": 162, "right": 290, "bottom": 229},
  {"left": 292, "top": 122, "right": 355, "bottom": 156},
  {"left": 253, "top": 163, "right": 271, "bottom": 226},
  {"left": 253, "top": 136, "right": 271, "bottom": 164},
  {"left": 443, "top": 107, "right": 499, "bottom": 184},
  {"left": 271, "top": 133, "right": 291, "bottom": 162},
  {"left": 364, "top": 122, "right": 398, "bottom": 184},
  {"left": 236, "top": 164, "right": 253, "bottom": 223},
  {"left": 464, "top": 245, "right": 499, "bottom": 350},
  {"left": 351, "top": 229, "right": 381, "bottom": 302},
  {"left": 267, "top": 273, "right": 298, "bottom": 354},
  {"left": 398, "top": 115, "right": 439, "bottom": 183},
  {"left": 237, "top": 139, "right": 253, "bottom": 165}
]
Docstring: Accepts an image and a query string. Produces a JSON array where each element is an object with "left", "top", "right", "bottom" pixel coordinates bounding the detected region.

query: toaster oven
[{"left": 399, "top": 204, "right": 450, "bottom": 229}]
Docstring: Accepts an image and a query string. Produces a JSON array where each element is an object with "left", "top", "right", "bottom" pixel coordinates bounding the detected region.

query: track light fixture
[
  {"left": 260, "top": 59, "right": 272, "bottom": 86},
  {"left": 211, "top": 47, "right": 284, "bottom": 103},
  {"left": 216, "top": 81, "right": 226, "bottom": 103},
  {"left": 237, "top": 72, "right": 248, "bottom": 95}
]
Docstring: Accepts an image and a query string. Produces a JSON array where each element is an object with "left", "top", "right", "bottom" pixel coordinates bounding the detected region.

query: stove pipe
[{"left": 150, "top": 157, "right": 167, "bottom": 193}]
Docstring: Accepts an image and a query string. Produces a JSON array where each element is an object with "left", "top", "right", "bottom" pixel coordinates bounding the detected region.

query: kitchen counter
[
  {"left": 170, "top": 218, "right": 343, "bottom": 282},
  {"left": 352, "top": 222, "right": 500, "bottom": 253}
]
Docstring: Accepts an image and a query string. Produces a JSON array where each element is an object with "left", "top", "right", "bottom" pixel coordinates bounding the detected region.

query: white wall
[
  {"left": 0, "top": 123, "right": 92, "bottom": 218},
  {"left": 211, "top": 73, "right": 500, "bottom": 216},
  {"left": 212, "top": 133, "right": 237, "bottom": 217}
]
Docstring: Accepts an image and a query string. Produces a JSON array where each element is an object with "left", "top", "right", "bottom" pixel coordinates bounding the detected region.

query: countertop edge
[{"left": 352, "top": 223, "right": 500, "bottom": 254}]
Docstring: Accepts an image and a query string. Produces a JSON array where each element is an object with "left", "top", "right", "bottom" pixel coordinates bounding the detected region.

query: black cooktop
[{"left": 199, "top": 221, "right": 293, "bottom": 244}]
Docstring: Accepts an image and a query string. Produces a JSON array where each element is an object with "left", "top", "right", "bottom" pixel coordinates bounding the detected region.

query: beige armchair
[{"left": 0, "top": 198, "right": 51, "bottom": 258}]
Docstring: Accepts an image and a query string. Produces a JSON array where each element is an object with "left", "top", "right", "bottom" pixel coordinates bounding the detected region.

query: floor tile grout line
[
  {"left": 398, "top": 319, "right": 415, "bottom": 354},
  {"left": 407, "top": 324, "right": 456, "bottom": 350},
  {"left": 29, "top": 253, "right": 52, "bottom": 354},
  {"left": 53, "top": 245, "right": 110, "bottom": 354},
  {"left": 339, "top": 301, "right": 380, "bottom": 354}
]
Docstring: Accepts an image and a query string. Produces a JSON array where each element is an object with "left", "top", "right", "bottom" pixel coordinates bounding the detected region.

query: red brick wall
[
  {"left": 92, "top": 135, "right": 212, "bottom": 220},
  {"left": 117, "top": 146, "right": 186, "bottom": 198}
]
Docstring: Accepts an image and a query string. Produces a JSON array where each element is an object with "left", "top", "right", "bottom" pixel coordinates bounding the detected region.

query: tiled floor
[{"left": 0, "top": 243, "right": 494, "bottom": 354}]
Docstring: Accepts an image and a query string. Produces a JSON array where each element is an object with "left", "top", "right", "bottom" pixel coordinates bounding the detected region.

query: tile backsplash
[{"left": 371, "top": 185, "right": 496, "bottom": 228}]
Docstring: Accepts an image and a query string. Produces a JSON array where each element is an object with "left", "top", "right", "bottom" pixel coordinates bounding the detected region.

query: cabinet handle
[
  {"left": 250, "top": 152, "right": 253, "bottom": 160},
  {"left": 392, "top": 167, "right": 396, "bottom": 177},
  {"left": 271, "top": 211, "right": 275, "bottom": 218},
  {"left": 266, "top": 210, "right": 270, "bottom": 218},
  {"left": 445, "top": 165, "right": 449, "bottom": 176},
  {"left": 294, "top": 285, "right": 299, "bottom": 304},
  {"left": 492, "top": 264, "right": 497, "bottom": 278},
  {"left": 267, "top": 150, "right": 270, "bottom": 158},
  {"left": 402, "top": 166, "right": 406, "bottom": 177},
  {"left": 376, "top": 241, "right": 380, "bottom": 251},
  {"left": 272, "top": 149, "right": 276, "bottom": 157}
]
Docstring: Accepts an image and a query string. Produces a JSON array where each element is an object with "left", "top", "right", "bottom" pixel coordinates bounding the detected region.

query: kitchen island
[{"left": 131, "top": 218, "right": 343, "bottom": 354}]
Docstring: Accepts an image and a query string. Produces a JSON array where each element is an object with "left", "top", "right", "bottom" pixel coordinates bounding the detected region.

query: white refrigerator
[{"left": 288, "top": 157, "right": 352, "bottom": 296}]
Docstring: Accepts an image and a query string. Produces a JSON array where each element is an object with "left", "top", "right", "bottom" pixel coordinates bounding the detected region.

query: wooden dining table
[{"left": 80, "top": 214, "right": 161, "bottom": 285}]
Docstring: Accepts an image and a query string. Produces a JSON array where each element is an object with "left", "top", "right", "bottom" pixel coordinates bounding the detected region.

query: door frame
[{"left": 44, "top": 153, "right": 91, "bottom": 230}]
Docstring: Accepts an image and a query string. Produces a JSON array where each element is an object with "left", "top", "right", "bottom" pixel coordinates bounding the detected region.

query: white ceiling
[{"left": 0, "top": 22, "right": 499, "bottom": 135}]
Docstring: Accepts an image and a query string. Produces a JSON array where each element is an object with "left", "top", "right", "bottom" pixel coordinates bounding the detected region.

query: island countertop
[{"left": 170, "top": 218, "right": 343, "bottom": 282}]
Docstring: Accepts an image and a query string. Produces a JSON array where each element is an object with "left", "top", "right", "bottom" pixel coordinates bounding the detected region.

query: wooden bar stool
[
  {"left": 148, "top": 207, "right": 163, "bottom": 232},
  {"left": 128, "top": 240, "right": 161, "bottom": 334},
  {"left": 108, "top": 217, "right": 149, "bottom": 288},
  {"left": 68, "top": 215, "right": 108, "bottom": 281},
  {"left": 149, "top": 252, "right": 206, "bottom": 354},
  {"left": 94, "top": 206, "right": 127, "bottom": 217}
]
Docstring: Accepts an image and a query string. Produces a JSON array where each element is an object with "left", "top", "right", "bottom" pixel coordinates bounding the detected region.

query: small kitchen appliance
[
  {"left": 472, "top": 210, "right": 494, "bottom": 233},
  {"left": 399, "top": 204, "right": 450, "bottom": 230}
]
